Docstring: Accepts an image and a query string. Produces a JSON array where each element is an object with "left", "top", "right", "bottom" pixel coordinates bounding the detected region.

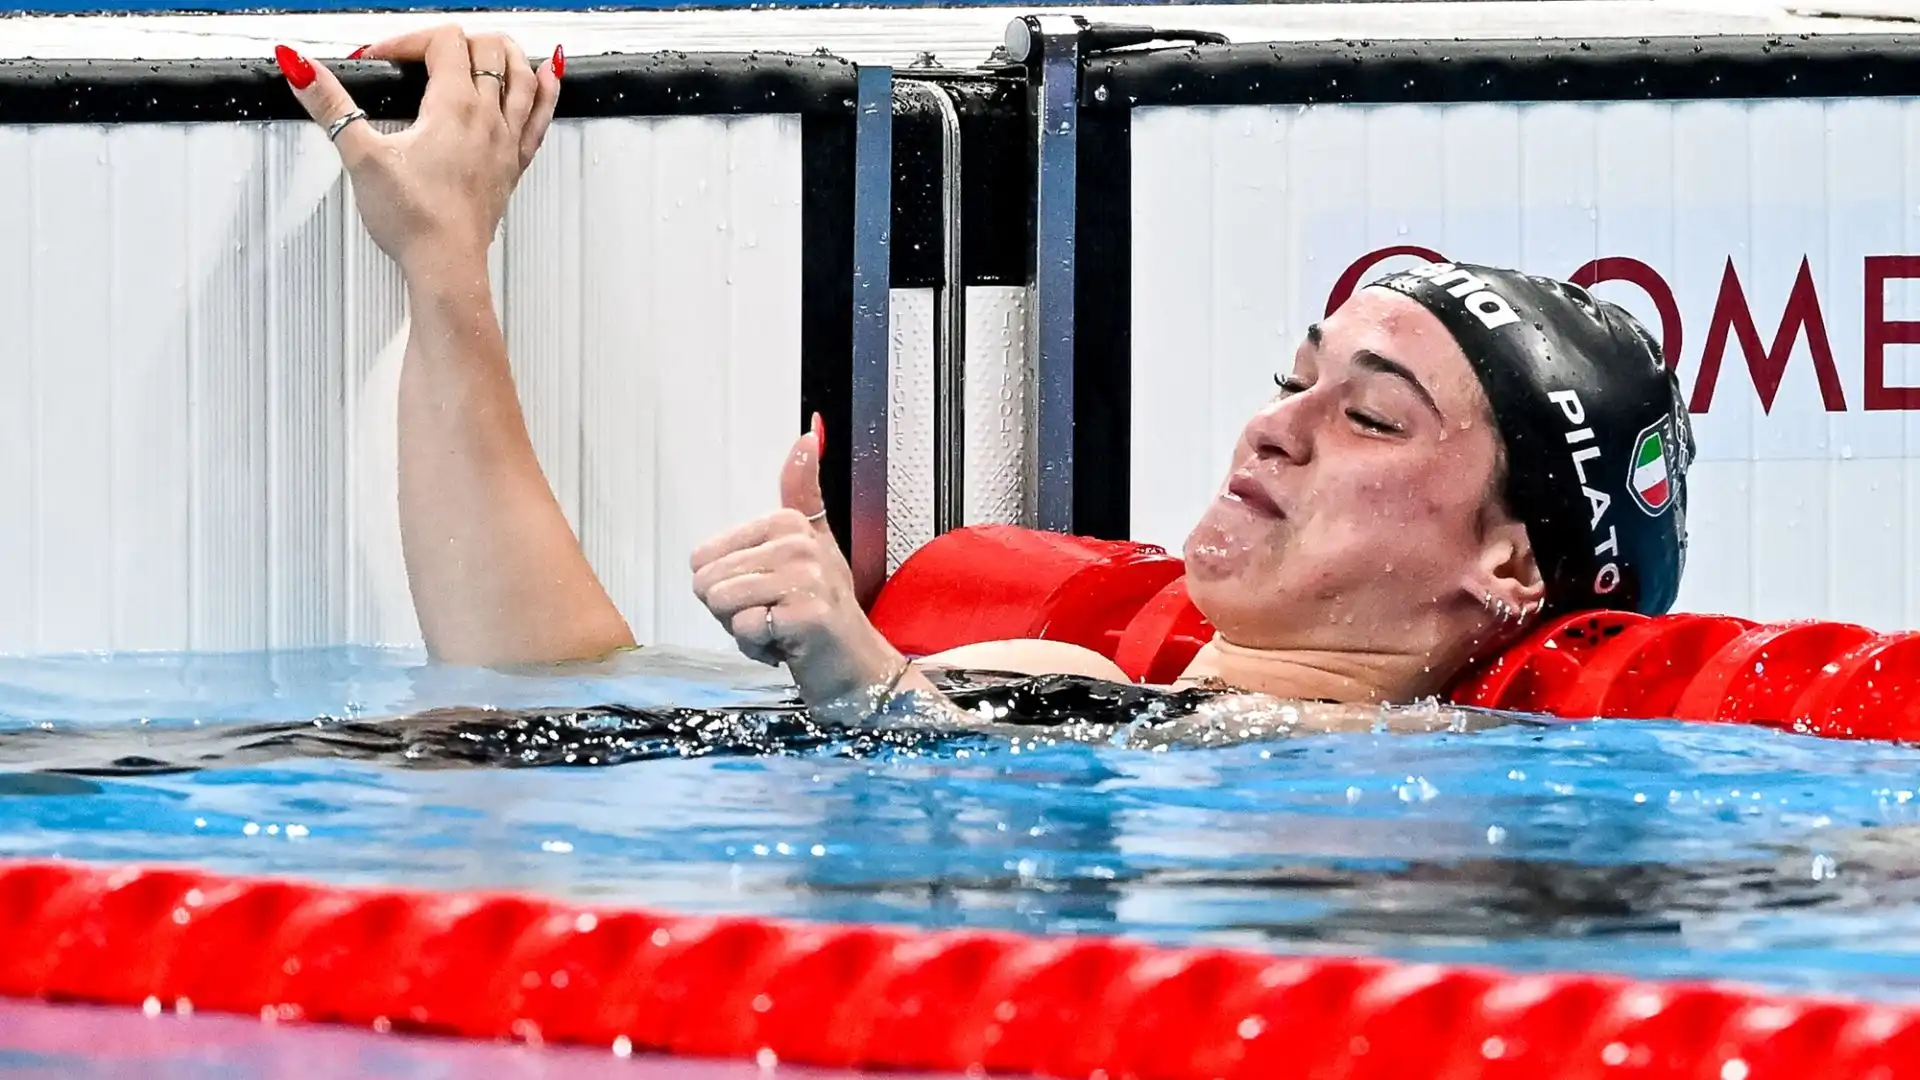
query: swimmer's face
[{"left": 1184, "top": 287, "right": 1541, "bottom": 670}]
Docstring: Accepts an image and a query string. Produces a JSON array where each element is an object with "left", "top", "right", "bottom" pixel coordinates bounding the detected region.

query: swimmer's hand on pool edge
[
  {"left": 274, "top": 28, "right": 562, "bottom": 278},
  {"left": 279, "top": 28, "right": 638, "bottom": 669}
]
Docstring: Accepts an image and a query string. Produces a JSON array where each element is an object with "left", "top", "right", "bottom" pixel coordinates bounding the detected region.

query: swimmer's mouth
[{"left": 1225, "top": 474, "right": 1285, "bottom": 518}]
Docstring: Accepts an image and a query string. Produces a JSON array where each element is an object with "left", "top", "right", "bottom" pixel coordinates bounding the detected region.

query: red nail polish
[
  {"left": 274, "top": 45, "right": 315, "bottom": 90},
  {"left": 347, "top": 44, "right": 370, "bottom": 59},
  {"left": 812, "top": 412, "right": 825, "bottom": 458},
  {"left": 550, "top": 44, "right": 565, "bottom": 79}
]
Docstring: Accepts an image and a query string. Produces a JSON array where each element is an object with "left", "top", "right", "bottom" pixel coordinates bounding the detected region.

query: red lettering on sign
[
  {"left": 1865, "top": 255, "right": 1920, "bottom": 411},
  {"left": 1324, "top": 244, "right": 1446, "bottom": 317},
  {"left": 1690, "top": 258, "right": 1845, "bottom": 414},
  {"left": 1569, "top": 257, "right": 1683, "bottom": 372}
]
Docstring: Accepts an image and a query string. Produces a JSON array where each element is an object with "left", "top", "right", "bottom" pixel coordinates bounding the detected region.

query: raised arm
[
  {"left": 393, "top": 252, "right": 634, "bottom": 665},
  {"left": 278, "top": 28, "right": 632, "bottom": 665}
]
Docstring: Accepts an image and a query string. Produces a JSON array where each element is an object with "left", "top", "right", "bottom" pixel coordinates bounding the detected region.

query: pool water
[{"left": 4, "top": 644, "right": 1920, "bottom": 1071}]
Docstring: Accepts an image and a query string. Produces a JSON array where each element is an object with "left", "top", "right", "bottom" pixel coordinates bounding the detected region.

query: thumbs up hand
[{"left": 691, "top": 415, "right": 908, "bottom": 709}]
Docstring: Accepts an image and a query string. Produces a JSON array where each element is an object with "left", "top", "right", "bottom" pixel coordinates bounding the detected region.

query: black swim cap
[{"left": 1368, "top": 261, "right": 1695, "bottom": 617}]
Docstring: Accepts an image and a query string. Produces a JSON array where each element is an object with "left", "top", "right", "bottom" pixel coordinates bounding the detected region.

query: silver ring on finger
[
  {"left": 325, "top": 108, "right": 367, "bottom": 143},
  {"left": 473, "top": 69, "right": 506, "bottom": 100}
]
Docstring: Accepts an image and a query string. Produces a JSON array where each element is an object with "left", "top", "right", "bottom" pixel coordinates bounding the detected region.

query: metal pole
[
  {"left": 1007, "top": 15, "right": 1081, "bottom": 534},
  {"left": 849, "top": 64, "right": 893, "bottom": 607},
  {"left": 898, "top": 78, "right": 967, "bottom": 537}
]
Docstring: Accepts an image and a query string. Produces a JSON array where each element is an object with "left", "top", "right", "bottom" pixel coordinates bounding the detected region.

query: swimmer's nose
[{"left": 1246, "top": 392, "right": 1315, "bottom": 465}]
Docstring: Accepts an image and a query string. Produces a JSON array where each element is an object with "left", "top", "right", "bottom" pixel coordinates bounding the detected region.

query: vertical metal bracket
[
  {"left": 897, "top": 78, "right": 967, "bottom": 538},
  {"left": 1006, "top": 15, "right": 1082, "bottom": 534},
  {"left": 849, "top": 64, "right": 894, "bottom": 608}
]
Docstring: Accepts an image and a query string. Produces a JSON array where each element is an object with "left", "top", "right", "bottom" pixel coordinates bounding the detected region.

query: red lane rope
[{"left": 3, "top": 857, "right": 1919, "bottom": 1077}]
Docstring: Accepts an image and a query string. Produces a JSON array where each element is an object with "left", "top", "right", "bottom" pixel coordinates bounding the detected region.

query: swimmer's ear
[
  {"left": 778, "top": 413, "right": 832, "bottom": 539},
  {"left": 1469, "top": 521, "right": 1546, "bottom": 623}
]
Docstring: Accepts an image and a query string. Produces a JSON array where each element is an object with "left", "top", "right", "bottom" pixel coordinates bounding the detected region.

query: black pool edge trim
[
  {"left": 891, "top": 75, "right": 1031, "bottom": 290},
  {"left": 15, "top": 31, "right": 1920, "bottom": 125},
  {"left": 1085, "top": 33, "right": 1920, "bottom": 109},
  {"left": 802, "top": 109, "right": 858, "bottom": 557},
  {"left": 1074, "top": 102, "right": 1131, "bottom": 542},
  {"left": 0, "top": 52, "right": 858, "bottom": 124}
]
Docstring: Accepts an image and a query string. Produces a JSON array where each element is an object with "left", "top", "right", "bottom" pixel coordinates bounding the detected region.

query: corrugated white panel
[
  {"left": 632, "top": 115, "right": 803, "bottom": 651},
  {"left": 888, "top": 288, "right": 936, "bottom": 574},
  {"left": 340, "top": 120, "right": 414, "bottom": 648},
  {"left": 0, "top": 113, "right": 802, "bottom": 656},
  {"left": 32, "top": 127, "right": 118, "bottom": 654},
  {"left": 964, "top": 285, "right": 1033, "bottom": 528},
  {"left": 1131, "top": 98, "right": 1920, "bottom": 629},
  {"left": 884, "top": 284, "right": 1037, "bottom": 564},
  {"left": 1903, "top": 99, "right": 1920, "bottom": 628},
  {"left": 1669, "top": 101, "right": 1754, "bottom": 620},
  {"left": 0, "top": 131, "right": 30, "bottom": 647},
  {"left": 1825, "top": 99, "right": 1909, "bottom": 634}
]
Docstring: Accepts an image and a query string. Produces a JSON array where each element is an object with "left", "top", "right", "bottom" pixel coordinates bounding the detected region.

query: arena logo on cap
[
  {"left": 1400, "top": 262, "right": 1523, "bottom": 331},
  {"left": 1627, "top": 418, "right": 1677, "bottom": 517}
]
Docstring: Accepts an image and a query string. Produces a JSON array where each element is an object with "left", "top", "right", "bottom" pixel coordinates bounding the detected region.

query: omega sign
[{"left": 1328, "top": 246, "right": 1920, "bottom": 413}]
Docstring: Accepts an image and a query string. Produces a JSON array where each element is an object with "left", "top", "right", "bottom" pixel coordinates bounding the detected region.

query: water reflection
[
  {"left": 4, "top": 647, "right": 1920, "bottom": 1001},
  {"left": 0, "top": 999, "right": 943, "bottom": 1080}
]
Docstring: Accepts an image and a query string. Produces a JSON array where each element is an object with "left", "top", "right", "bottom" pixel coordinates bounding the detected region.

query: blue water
[{"left": 5, "top": 644, "right": 1920, "bottom": 1072}]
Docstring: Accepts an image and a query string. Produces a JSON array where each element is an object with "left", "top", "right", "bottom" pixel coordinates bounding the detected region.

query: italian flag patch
[{"left": 1628, "top": 422, "right": 1673, "bottom": 515}]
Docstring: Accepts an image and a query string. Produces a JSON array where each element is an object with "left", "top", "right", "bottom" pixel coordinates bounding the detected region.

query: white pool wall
[{"left": 1, "top": 1, "right": 1912, "bottom": 654}]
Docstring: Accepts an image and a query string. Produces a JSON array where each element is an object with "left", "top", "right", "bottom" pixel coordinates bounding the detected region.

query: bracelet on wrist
[{"left": 812, "top": 657, "right": 916, "bottom": 725}]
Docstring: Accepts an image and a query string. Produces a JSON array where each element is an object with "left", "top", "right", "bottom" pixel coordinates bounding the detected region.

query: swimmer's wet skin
[{"left": 276, "top": 27, "right": 1694, "bottom": 732}]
